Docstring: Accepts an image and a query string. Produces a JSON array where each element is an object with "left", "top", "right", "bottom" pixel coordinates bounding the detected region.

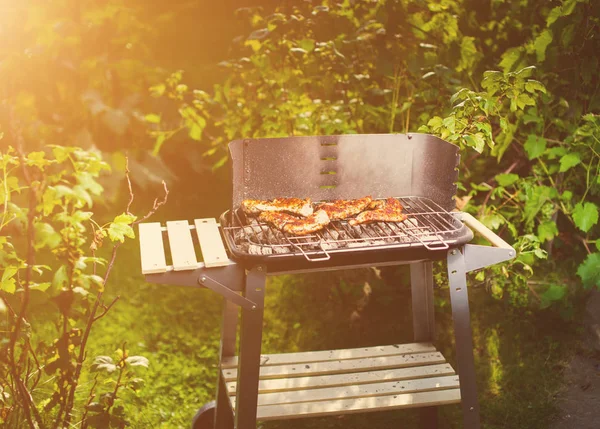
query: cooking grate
[{"left": 222, "top": 196, "right": 468, "bottom": 262}]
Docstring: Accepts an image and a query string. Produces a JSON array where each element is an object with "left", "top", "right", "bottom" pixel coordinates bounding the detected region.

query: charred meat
[
  {"left": 242, "top": 197, "right": 313, "bottom": 217},
  {"left": 258, "top": 209, "right": 330, "bottom": 236},
  {"left": 348, "top": 197, "right": 407, "bottom": 225},
  {"left": 316, "top": 196, "right": 373, "bottom": 220}
]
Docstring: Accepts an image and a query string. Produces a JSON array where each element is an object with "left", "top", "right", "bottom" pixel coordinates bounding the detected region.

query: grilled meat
[
  {"left": 258, "top": 209, "right": 330, "bottom": 236},
  {"left": 316, "top": 196, "right": 373, "bottom": 220},
  {"left": 242, "top": 197, "right": 313, "bottom": 217},
  {"left": 368, "top": 199, "right": 386, "bottom": 210},
  {"left": 348, "top": 197, "right": 407, "bottom": 225}
]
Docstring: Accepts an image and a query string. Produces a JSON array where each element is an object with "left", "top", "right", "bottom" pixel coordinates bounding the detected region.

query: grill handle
[{"left": 456, "top": 212, "right": 512, "bottom": 249}]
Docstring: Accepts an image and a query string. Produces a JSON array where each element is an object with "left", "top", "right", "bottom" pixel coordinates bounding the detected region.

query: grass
[{"left": 83, "top": 241, "right": 582, "bottom": 429}]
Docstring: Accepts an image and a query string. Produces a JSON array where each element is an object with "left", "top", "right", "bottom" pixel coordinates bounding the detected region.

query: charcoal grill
[{"left": 137, "top": 134, "right": 515, "bottom": 429}]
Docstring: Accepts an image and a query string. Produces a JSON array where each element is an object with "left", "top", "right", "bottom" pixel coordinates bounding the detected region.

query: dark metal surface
[
  {"left": 234, "top": 268, "right": 266, "bottom": 429},
  {"left": 229, "top": 134, "right": 459, "bottom": 212},
  {"left": 410, "top": 262, "right": 436, "bottom": 343},
  {"left": 215, "top": 300, "right": 238, "bottom": 429},
  {"left": 410, "top": 262, "right": 439, "bottom": 429},
  {"left": 447, "top": 248, "right": 481, "bottom": 429},
  {"left": 221, "top": 196, "right": 473, "bottom": 266}
]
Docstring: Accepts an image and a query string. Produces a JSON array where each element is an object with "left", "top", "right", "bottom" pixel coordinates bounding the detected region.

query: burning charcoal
[
  {"left": 272, "top": 246, "right": 291, "bottom": 254},
  {"left": 321, "top": 242, "right": 339, "bottom": 250},
  {"left": 248, "top": 244, "right": 273, "bottom": 255}
]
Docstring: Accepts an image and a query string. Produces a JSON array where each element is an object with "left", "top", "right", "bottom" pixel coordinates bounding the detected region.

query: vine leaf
[
  {"left": 558, "top": 153, "right": 581, "bottom": 172},
  {"left": 577, "top": 253, "right": 600, "bottom": 289},
  {"left": 1, "top": 267, "right": 18, "bottom": 294},
  {"left": 108, "top": 214, "right": 137, "bottom": 243},
  {"left": 537, "top": 221, "right": 559, "bottom": 242},
  {"left": 572, "top": 202, "right": 599, "bottom": 233},
  {"left": 523, "top": 135, "right": 546, "bottom": 160}
]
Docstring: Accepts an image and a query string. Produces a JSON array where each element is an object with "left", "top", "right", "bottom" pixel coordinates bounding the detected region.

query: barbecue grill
[{"left": 138, "top": 133, "right": 515, "bottom": 429}]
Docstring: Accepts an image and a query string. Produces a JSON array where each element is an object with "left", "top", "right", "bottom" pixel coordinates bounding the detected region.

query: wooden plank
[
  {"left": 194, "top": 218, "right": 230, "bottom": 268},
  {"left": 254, "top": 388, "right": 462, "bottom": 421},
  {"left": 166, "top": 221, "right": 197, "bottom": 271},
  {"left": 138, "top": 223, "right": 168, "bottom": 274},
  {"left": 221, "top": 342, "right": 436, "bottom": 369},
  {"left": 222, "top": 352, "right": 446, "bottom": 382},
  {"left": 230, "top": 375, "right": 460, "bottom": 407},
  {"left": 226, "top": 363, "right": 456, "bottom": 395}
]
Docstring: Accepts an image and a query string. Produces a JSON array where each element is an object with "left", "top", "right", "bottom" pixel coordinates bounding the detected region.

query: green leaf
[
  {"left": 108, "top": 213, "right": 137, "bottom": 243},
  {"left": 463, "top": 133, "right": 485, "bottom": 153},
  {"left": 546, "top": 6, "right": 562, "bottom": 26},
  {"left": 144, "top": 113, "right": 161, "bottom": 124},
  {"left": 524, "top": 186, "right": 557, "bottom": 224},
  {"left": 52, "top": 265, "right": 68, "bottom": 291},
  {"left": 523, "top": 135, "right": 547, "bottom": 160},
  {"left": 541, "top": 284, "right": 567, "bottom": 301},
  {"left": 91, "top": 356, "right": 117, "bottom": 373},
  {"left": 534, "top": 30, "right": 553, "bottom": 62},
  {"left": 73, "top": 185, "right": 93, "bottom": 208},
  {"left": 499, "top": 48, "right": 522, "bottom": 72},
  {"left": 1, "top": 267, "right": 18, "bottom": 294},
  {"left": 595, "top": 239, "right": 600, "bottom": 252},
  {"left": 577, "top": 253, "right": 600, "bottom": 289},
  {"left": 516, "top": 93, "right": 535, "bottom": 110},
  {"left": 152, "top": 133, "right": 167, "bottom": 156},
  {"left": 495, "top": 173, "right": 519, "bottom": 187},
  {"left": 297, "top": 39, "right": 315, "bottom": 52},
  {"left": 125, "top": 356, "right": 149, "bottom": 368},
  {"left": 25, "top": 151, "right": 52, "bottom": 169},
  {"left": 572, "top": 202, "right": 599, "bottom": 233},
  {"left": 76, "top": 172, "right": 104, "bottom": 195},
  {"left": 34, "top": 222, "right": 61, "bottom": 250},
  {"left": 537, "top": 221, "right": 559, "bottom": 242},
  {"left": 558, "top": 153, "right": 581, "bottom": 172}
]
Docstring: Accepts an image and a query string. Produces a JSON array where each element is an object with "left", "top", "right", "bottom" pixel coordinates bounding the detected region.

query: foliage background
[{"left": 1, "top": 0, "right": 599, "bottom": 428}]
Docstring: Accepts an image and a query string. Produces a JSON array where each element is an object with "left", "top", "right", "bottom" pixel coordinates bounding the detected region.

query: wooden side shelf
[{"left": 221, "top": 342, "right": 460, "bottom": 421}]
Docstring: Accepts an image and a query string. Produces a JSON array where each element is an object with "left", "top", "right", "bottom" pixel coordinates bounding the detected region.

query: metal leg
[
  {"left": 447, "top": 248, "right": 481, "bottom": 429},
  {"left": 215, "top": 299, "right": 239, "bottom": 429},
  {"left": 234, "top": 267, "right": 266, "bottom": 429},
  {"left": 410, "top": 262, "right": 438, "bottom": 429},
  {"left": 410, "top": 261, "right": 436, "bottom": 342}
]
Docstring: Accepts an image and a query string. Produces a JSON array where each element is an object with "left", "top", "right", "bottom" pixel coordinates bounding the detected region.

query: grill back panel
[{"left": 229, "top": 134, "right": 459, "bottom": 211}]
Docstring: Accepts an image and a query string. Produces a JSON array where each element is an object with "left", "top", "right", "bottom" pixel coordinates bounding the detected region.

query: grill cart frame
[{"left": 137, "top": 134, "right": 515, "bottom": 429}]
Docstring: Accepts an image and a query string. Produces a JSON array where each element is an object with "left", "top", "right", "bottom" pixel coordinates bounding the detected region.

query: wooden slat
[
  {"left": 226, "top": 363, "right": 456, "bottom": 395},
  {"left": 254, "top": 388, "right": 462, "bottom": 421},
  {"left": 139, "top": 223, "right": 167, "bottom": 274},
  {"left": 221, "top": 342, "right": 436, "bottom": 369},
  {"left": 166, "top": 221, "right": 197, "bottom": 271},
  {"left": 194, "top": 218, "right": 230, "bottom": 268},
  {"left": 230, "top": 375, "right": 459, "bottom": 407},
  {"left": 222, "top": 352, "right": 446, "bottom": 382}
]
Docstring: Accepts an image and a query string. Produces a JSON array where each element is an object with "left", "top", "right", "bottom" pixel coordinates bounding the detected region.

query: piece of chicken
[
  {"left": 316, "top": 196, "right": 373, "bottom": 220},
  {"left": 348, "top": 197, "right": 407, "bottom": 225},
  {"left": 258, "top": 209, "right": 330, "bottom": 236},
  {"left": 368, "top": 199, "right": 386, "bottom": 210},
  {"left": 241, "top": 197, "right": 313, "bottom": 217}
]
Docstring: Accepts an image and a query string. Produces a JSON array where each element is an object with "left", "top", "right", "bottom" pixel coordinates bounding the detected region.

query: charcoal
[
  {"left": 272, "top": 246, "right": 291, "bottom": 254},
  {"left": 248, "top": 244, "right": 272, "bottom": 255}
]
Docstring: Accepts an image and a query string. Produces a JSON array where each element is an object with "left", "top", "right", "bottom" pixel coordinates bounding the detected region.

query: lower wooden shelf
[{"left": 221, "top": 342, "right": 461, "bottom": 421}]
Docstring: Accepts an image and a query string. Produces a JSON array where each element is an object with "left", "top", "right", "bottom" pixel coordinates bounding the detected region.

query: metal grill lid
[{"left": 229, "top": 133, "right": 460, "bottom": 212}]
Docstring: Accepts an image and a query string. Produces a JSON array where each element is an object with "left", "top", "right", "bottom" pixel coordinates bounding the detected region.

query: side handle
[
  {"left": 455, "top": 212, "right": 515, "bottom": 272},
  {"left": 456, "top": 212, "right": 513, "bottom": 249}
]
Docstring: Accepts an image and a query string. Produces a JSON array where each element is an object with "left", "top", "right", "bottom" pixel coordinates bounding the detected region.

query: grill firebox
[{"left": 222, "top": 196, "right": 473, "bottom": 263}]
